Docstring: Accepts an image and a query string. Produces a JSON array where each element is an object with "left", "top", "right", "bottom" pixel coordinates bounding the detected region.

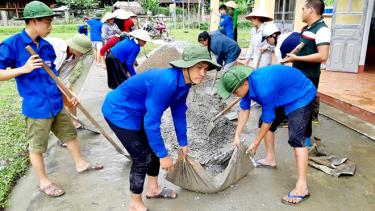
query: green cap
[
  {"left": 169, "top": 45, "right": 221, "bottom": 71},
  {"left": 66, "top": 34, "right": 92, "bottom": 54},
  {"left": 218, "top": 66, "right": 253, "bottom": 100},
  {"left": 18, "top": 1, "right": 57, "bottom": 20}
]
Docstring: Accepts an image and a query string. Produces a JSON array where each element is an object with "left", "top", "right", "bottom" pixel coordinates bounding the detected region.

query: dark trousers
[
  {"left": 308, "top": 76, "right": 320, "bottom": 121},
  {"left": 287, "top": 102, "right": 313, "bottom": 147},
  {"left": 105, "top": 119, "right": 160, "bottom": 194},
  {"left": 234, "top": 27, "right": 238, "bottom": 42},
  {"left": 105, "top": 51, "right": 129, "bottom": 89}
]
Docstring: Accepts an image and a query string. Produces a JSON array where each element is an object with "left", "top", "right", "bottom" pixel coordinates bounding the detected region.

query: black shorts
[
  {"left": 258, "top": 107, "right": 286, "bottom": 132},
  {"left": 287, "top": 102, "right": 313, "bottom": 147}
]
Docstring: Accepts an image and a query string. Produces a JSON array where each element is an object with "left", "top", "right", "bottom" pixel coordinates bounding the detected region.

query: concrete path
[{"left": 6, "top": 64, "right": 375, "bottom": 211}]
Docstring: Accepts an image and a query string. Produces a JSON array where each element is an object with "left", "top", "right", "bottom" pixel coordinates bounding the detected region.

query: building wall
[{"left": 253, "top": 0, "right": 333, "bottom": 32}]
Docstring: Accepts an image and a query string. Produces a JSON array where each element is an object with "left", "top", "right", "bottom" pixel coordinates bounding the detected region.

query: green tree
[{"left": 56, "top": 0, "right": 100, "bottom": 9}]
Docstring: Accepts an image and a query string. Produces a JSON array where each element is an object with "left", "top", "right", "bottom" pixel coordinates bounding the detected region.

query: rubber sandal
[
  {"left": 39, "top": 183, "right": 65, "bottom": 197},
  {"left": 146, "top": 188, "right": 177, "bottom": 199},
  {"left": 281, "top": 192, "right": 310, "bottom": 205}
]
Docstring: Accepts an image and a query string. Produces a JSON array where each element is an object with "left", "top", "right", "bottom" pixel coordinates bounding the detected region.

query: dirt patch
[{"left": 137, "top": 42, "right": 188, "bottom": 72}]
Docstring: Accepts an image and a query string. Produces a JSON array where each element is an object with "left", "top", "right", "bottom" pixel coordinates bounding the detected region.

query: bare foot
[
  {"left": 128, "top": 201, "right": 147, "bottom": 211},
  {"left": 256, "top": 158, "right": 277, "bottom": 167}
]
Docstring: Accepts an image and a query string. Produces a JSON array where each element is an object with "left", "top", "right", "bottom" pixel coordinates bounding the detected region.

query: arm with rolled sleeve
[
  {"left": 170, "top": 92, "right": 189, "bottom": 147},
  {"left": 144, "top": 80, "right": 175, "bottom": 158},
  {"left": 125, "top": 46, "right": 140, "bottom": 76}
]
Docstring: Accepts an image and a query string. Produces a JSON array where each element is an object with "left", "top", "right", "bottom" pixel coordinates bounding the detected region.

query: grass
[{"left": 0, "top": 80, "right": 29, "bottom": 208}]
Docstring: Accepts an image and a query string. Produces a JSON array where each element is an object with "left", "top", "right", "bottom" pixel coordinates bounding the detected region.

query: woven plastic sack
[{"left": 166, "top": 144, "right": 252, "bottom": 193}]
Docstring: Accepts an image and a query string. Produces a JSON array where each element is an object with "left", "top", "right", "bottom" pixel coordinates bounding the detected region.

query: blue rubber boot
[{"left": 305, "top": 137, "right": 312, "bottom": 148}]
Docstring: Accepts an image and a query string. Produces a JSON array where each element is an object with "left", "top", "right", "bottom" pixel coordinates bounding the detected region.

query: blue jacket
[
  {"left": 0, "top": 30, "right": 63, "bottom": 118},
  {"left": 210, "top": 31, "right": 241, "bottom": 66},
  {"left": 102, "top": 67, "right": 191, "bottom": 158},
  {"left": 219, "top": 15, "right": 234, "bottom": 39},
  {"left": 87, "top": 18, "right": 102, "bottom": 42},
  {"left": 110, "top": 38, "right": 140, "bottom": 76},
  {"left": 240, "top": 65, "right": 316, "bottom": 123}
]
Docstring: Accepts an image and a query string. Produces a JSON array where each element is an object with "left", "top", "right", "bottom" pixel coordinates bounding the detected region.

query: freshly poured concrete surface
[{"left": 6, "top": 64, "right": 375, "bottom": 211}]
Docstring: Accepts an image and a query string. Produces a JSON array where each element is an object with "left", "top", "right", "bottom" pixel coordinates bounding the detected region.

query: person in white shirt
[
  {"left": 243, "top": 8, "right": 273, "bottom": 68},
  {"left": 45, "top": 34, "right": 92, "bottom": 130}
]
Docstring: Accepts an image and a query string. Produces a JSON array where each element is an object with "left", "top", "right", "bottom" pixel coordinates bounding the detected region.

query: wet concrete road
[{"left": 6, "top": 64, "right": 375, "bottom": 211}]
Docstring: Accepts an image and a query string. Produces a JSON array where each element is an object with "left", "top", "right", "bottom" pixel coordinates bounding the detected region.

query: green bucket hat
[
  {"left": 66, "top": 34, "right": 92, "bottom": 54},
  {"left": 169, "top": 45, "right": 221, "bottom": 71},
  {"left": 17, "top": 1, "right": 57, "bottom": 20},
  {"left": 218, "top": 66, "right": 253, "bottom": 100}
]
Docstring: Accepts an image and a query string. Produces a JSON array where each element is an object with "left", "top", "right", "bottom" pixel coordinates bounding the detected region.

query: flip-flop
[
  {"left": 78, "top": 163, "right": 104, "bottom": 173},
  {"left": 281, "top": 192, "right": 310, "bottom": 205},
  {"left": 146, "top": 188, "right": 177, "bottom": 199},
  {"left": 254, "top": 160, "right": 277, "bottom": 169},
  {"left": 39, "top": 183, "right": 65, "bottom": 197}
]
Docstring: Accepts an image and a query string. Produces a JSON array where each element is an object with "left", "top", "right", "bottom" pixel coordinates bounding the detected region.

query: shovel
[
  {"left": 206, "top": 97, "right": 241, "bottom": 136},
  {"left": 25, "top": 46, "right": 131, "bottom": 160},
  {"left": 68, "top": 113, "right": 101, "bottom": 134},
  {"left": 209, "top": 70, "right": 219, "bottom": 95}
]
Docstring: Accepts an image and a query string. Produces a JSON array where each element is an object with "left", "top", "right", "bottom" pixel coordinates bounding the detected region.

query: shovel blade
[{"left": 205, "top": 121, "right": 215, "bottom": 136}]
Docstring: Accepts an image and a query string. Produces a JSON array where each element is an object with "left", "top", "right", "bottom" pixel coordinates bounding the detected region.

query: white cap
[
  {"left": 262, "top": 23, "right": 280, "bottom": 37},
  {"left": 101, "top": 12, "right": 117, "bottom": 23},
  {"left": 245, "top": 8, "right": 273, "bottom": 22},
  {"left": 129, "top": 29, "right": 152, "bottom": 42}
]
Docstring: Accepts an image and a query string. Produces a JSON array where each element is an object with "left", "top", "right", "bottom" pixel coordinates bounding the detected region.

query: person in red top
[
  {"left": 99, "top": 33, "right": 128, "bottom": 64},
  {"left": 124, "top": 12, "right": 137, "bottom": 32}
]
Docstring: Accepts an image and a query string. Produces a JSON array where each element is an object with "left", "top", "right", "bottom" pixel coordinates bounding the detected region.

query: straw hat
[
  {"left": 245, "top": 8, "right": 273, "bottom": 22},
  {"left": 101, "top": 12, "right": 117, "bottom": 23},
  {"left": 224, "top": 1, "right": 238, "bottom": 9},
  {"left": 128, "top": 29, "right": 152, "bottom": 42},
  {"left": 113, "top": 9, "right": 128, "bottom": 20},
  {"left": 127, "top": 11, "right": 137, "bottom": 17}
]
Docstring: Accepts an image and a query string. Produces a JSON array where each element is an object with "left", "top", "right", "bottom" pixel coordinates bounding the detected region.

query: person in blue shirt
[
  {"left": 218, "top": 65, "right": 315, "bottom": 205},
  {"left": 102, "top": 45, "right": 220, "bottom": 211},
  {"left": 86, "top": 12, "right": 103, "bottom": 65},
  {"left": 219, "top": 4, "right": 234, "bottom": 39},
  {"left": 198, "top": 30, "right": 241, "bottom": 72},
  {"left": 78, "top": 24, "right": 88, "bottom": 36},
  {"left": 105, "top": 29, "right": 150, "bottom": 89},
  {"left": 0, "top": 1, "right": 103, "bottom": 198}
]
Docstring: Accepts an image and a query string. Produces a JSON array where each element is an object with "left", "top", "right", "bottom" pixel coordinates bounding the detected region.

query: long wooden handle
[
  {"left": 25, "top": 46, "right": 130, "bottom": 160},
  {"left": 212, "top": 97, "right": 241, "bottom": 121}
]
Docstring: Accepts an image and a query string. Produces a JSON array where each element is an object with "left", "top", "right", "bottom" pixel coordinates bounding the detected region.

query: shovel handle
[
  {"left": 25, "top": 46, "right": 130, "bottom": 160},
  {"left": 212, "top": 97, "right": 241, "bottom": 121}
]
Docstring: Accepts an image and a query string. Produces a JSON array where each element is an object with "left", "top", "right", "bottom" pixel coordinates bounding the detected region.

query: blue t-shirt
[
  {"left": 87, "top": 18, "right": 102, "bottom": 42},
  {"left": 0, "top": 30, "right": 63, "bottom": 118},
  {"left": 219, "top": 15, "right": 234, "bottom": 39},
  {"left": 240, "top": 65, "right": 316, "bottom": 124},
  {"left": 110, "top": 38, "right": 140, "bottom": 76},
  {"left": 102, "top": 68, "right": 191, "bottom": 158}
]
